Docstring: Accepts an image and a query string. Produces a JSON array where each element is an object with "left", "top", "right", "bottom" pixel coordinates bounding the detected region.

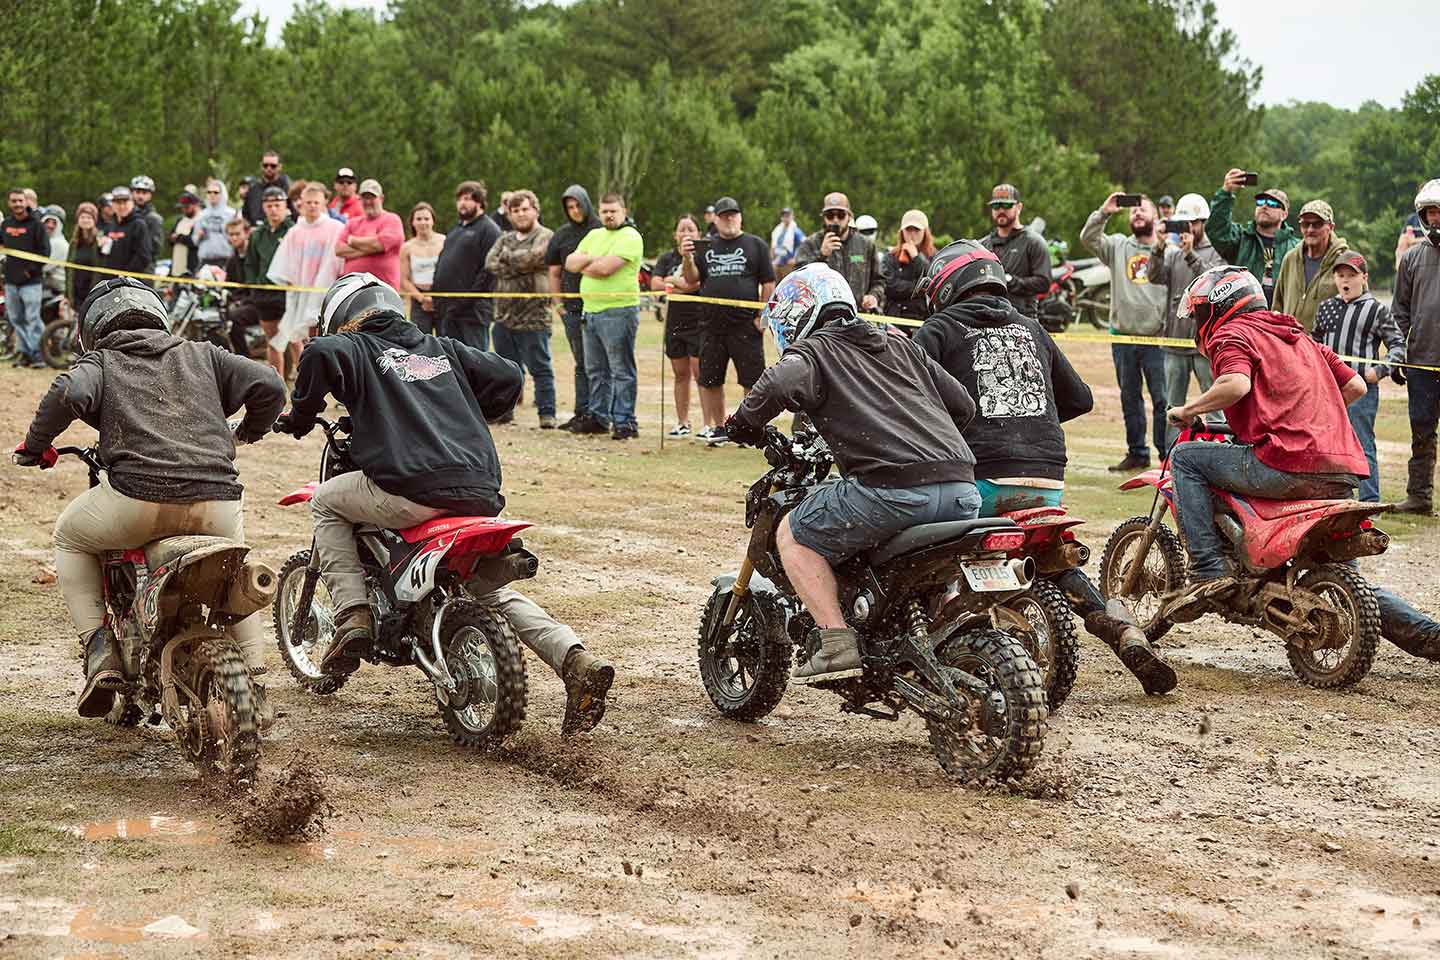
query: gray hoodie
[
  {"left": 194, "top": 183, "right": 236, "bottom": 264},
  {"left": 1394, "top": 239, "right": 1440, "bottom": 366},
  {"left": 1146, "top": 234, "right": 1223, "bottom": 350},
  {"left": 1080, "top": 208, "right": 1168, "bottom": 336}
]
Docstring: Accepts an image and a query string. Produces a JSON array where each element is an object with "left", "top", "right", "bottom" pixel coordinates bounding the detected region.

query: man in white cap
[
  {"left": 335, "top": 178, "right": 404, "bottom": 289},
  {"left": 329, "top": 167, "right": 363, "bottom": 222}
]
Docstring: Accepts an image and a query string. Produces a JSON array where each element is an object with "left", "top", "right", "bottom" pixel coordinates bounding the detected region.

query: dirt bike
[
  {"left": 1027, "top": 219, "right": 1109, "bottom": 334},
  {"left": 41, "top": 311, "right": 78, "bottom": 369},
  {"left": 1099, "top": 422, "right": 1390, "bottom": 688},
  {"left": 697, "top": 425, "right": 1047, "bottom": 781},
  {"left": 271, "top": 415, "right": 531, "bottom": 748},
  {"left": 166, "top": 270, "right": 233, "bottom": 352},
  {"left": 27, "top": 445, "right": 277, "bottom": 785}
]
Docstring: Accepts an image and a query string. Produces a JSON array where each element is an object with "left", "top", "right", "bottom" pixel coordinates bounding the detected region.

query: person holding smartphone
[
  {"left": 793, "top": 192, "right": 884, "bottom": 312},
  {"left": 1204, "top": 168, "right": 1299, "bottom": 306}
]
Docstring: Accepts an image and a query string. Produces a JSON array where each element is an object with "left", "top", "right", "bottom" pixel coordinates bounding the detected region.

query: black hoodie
[
  {"left": 289, "top": 311, "right": 522, "bottom": 513},
  {"left": 914, "top": 294, "right": 1092, "bottom": 482},
  {"left": 737, "top": 318, "right": 976, "bottom": 488},
  {"left": 544, "top": 185, "right": 600, "bottom": 315}
]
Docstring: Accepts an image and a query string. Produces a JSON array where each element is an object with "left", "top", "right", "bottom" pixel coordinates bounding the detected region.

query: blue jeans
[
  {"left": 443, "top": 311, "right": 490, "bottom": 352},
  {"left": 562, "top": 309, "right": 590, "bottom": 417},
  {"left": 1405, "top": 369, "right": 1440, "bottom": 504},
  {"left": 582, "top": 306, "right": 639, "bottom": 430},
  {"left": 492, "top": 326, "right": 556, "bottom": 417},
  {"left": 1374, "top": 585, "right": 1440, "bottom": 659},
  {"left": 1112, "top": 343, "right": 1168, "bottom": 461},
  {"left": 1169, "top": 441, "right": 1356, "bottom": 580},
  {"left": 4, "top": 282, "right": 43, "bottom": 361},
  {"left": 1348, "top": 381, "right": 1380, "bottom": 502}
]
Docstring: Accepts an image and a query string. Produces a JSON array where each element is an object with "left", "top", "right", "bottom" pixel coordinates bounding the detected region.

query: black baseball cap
[
  {"left": 713, "top": 196, "right": 741, "bottom": 215},
  {"left": 262, "top": 185, "right": 287, "bottom": 201}
]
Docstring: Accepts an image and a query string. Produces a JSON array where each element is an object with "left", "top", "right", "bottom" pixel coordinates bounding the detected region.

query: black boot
[
  {"left": 560, "top": 648, "right": 614, "bottom": 736},
  {"left": 1399, "top": 444, "right": 1436, "bottom": 515},
  {"left": 1083, "top": 604, "right": 1177, "bottom": 696},
  {"left": 78, "top": 626, "right": 124, "bottom": 718}
]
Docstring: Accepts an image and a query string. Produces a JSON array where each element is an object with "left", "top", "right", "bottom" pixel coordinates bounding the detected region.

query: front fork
[{"left": 1120, "top": 495, "right": 1170, "bottom": 599}]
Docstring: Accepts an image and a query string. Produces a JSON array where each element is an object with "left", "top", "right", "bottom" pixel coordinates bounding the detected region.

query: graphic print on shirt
[
  {"left": 377, "top": 347, "right": 452, "bottom": 383},
  {"left": 703, "top": 246, "right": 752, "bottom": 278},
  {"left": 965, "top": 325, "right": 1048, "bottom": 419},
  {"left": 1125, "top": 252, "right": 1153, "bottom": 284}
]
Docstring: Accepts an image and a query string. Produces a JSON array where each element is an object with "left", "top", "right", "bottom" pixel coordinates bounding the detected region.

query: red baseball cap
[{"left": 1336, "top": 251, "right": 1368, "bottom": 274}]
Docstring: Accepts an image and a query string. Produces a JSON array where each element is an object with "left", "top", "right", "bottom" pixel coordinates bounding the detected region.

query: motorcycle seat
[
  {"left": 865, "top": 518, "right": 1016, "bottom": 566},
  {"left": 144, "top": 535, "right": 241, "bottom": 570}
]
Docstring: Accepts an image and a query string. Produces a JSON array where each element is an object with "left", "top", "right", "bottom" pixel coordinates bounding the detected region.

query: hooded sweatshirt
[
  {"left": 1271, "top": 235, "right": 1350, "bottom": 333},
  {"left": 194, "top": 183, "right": 236, "bottom": 263},
  {"left": 24, "top": 327, "right": 285, "bottom": 503},
  {"left": 1146, "top": 234, "right": 1223, "bottom": 350},
  {"left": 736, "top": 318, "right": 976, "bottom": 488},
  {"left": 289, "top": 311, "right": 523, "bottom": 513},
  {"left": 1394, "top": 238, "right": 1440, "bottom": 365},
  {"left": 1080, "top": 209, "right": 1168, "bottom": 335},
  {"left": 914, "top": 294, "right": 1092, "bottom": 481},
  {"left": 545, "top": 185, "right": 600, "bottom": 315},
  {"left": 268, "top": 213, "right": 346, "bottom": 348},
  {"left": 1206, "top": 310, "right": 1367, "bottom": 478}
]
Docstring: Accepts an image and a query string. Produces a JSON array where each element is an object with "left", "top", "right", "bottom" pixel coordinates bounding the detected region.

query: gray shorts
[{"left": 787, "top": 476, "right": 981, "bottom": 565}]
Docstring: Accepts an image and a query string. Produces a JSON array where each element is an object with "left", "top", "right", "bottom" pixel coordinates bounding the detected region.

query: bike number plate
[{"left": 961, "top": 561, "right": 1021, "bottom": 592}]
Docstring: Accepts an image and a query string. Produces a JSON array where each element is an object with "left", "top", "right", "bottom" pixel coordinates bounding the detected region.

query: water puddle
[
  {"left": 0, "top": 898, "right": 205, "bottom": 945},
  {"left": 78, "top": 816, "right": 215, "bottom": 844},
  {"left": 1341, "top": 890, "right": 1437, "bottom": 948}
]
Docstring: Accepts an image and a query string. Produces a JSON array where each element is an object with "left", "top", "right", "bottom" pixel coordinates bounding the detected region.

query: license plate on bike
[{"left": 961, "top": 561, "right": 1021, "bottom": 592}]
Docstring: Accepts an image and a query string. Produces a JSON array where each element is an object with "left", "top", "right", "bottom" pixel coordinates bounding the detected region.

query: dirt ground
[{"left": 2, "top": 321, "right": 1438, "bottom": 959}]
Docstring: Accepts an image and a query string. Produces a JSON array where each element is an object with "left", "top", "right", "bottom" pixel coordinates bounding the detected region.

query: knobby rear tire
[
  {"left": 194, "top": 636, "right": 261, "bottom": 790},
  {"left": 435, "top": 602, "right": 527, "bottom": 749},
  {"left": 1286, "top": 564, "right": 1380, "bottom": 689},
  {"left": 928, "top": 628, "right": 1046, "bottom": 782},
  {"left": 1005, "top": 578, "right": 1080, "bottom": 713}
]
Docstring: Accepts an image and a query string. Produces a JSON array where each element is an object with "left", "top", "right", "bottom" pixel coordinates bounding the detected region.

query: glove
[
  {"left": 1391, "top": 366, "right": 1407, "bottom": 386},
  {"left": 13, "top": 442, "right": 58, "bottom": 469},
  {"left": 722, "top": 414, "right": 766, "bottom": 448},
  {"left": 271, "top": 412, "right": 313, "bottom": 438}
]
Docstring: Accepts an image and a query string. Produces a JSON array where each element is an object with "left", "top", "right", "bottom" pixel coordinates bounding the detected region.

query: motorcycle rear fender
[
  {"left": 278, "top": 481, "right": 317, "bottom": 506},
  {"left": 712, "top": 571, "right": 783, "bottom": 598},
  {"left": 139, "top": 542, "right": 252, "bottom": 634},
  {"left": 1217, "top": 494, "right": 1388, "bottom": 570},
  {"left": 1118, "top": 469, "right": 1168, "bottom": 492}
]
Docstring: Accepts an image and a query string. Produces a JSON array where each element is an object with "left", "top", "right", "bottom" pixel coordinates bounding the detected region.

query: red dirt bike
[
  {"left": 29, "top": 445, "right": 277, "bottom": 786},
  {"left": 271, "top": 415, "right": 532, "bottom": 748},
  {"left": 1098, "top": 422, "right": 1390, "bottom": 688}
]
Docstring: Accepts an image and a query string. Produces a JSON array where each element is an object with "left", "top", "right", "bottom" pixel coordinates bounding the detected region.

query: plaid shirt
[{"left": 1311, "top": 292, "right": 1405, "bottom": 380}]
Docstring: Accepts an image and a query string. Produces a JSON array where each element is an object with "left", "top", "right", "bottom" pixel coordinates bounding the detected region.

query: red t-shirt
[
  {"left": 337, "top": 211, "right": 404, "bottom": 288},
  {"left": 329, "top": 194, "right": 363, "bottom": 221},
  {"left": 1208, "top": 310, "right": 1369, "bottom": 477}
]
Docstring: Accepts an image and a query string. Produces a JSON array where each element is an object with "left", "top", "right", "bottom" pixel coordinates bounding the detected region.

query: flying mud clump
[{"left": 231, "top": 753, "right": 334, "bottom": 844}]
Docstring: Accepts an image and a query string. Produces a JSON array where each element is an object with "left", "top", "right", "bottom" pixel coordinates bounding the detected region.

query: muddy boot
[
  {"left": 792, "top": 628, "right": 863, "bottom": 685},
  {"left": 1083, "top": 611, "right": 1178, "bottom": 696},
  {"left": 318, "top": 606, "right": 371, "bottom": 673},
  {"left": 250, "top": 669, "right": 275, "bottom": 734},
  {"left": 1160, "top": 576, "right": 1235, "bottom": 624},
  {"left": 1394, "top": 495, "right": 1433, "bottom": 516},
  {"left": 78, "top": 626, "right": 124, "bottom": 718},
  {"left": 560, "top": 648, "right": 615, "bottom": 737},
  {"left": 1398, "top": 450, "right": 1435, "bottom": 515}
]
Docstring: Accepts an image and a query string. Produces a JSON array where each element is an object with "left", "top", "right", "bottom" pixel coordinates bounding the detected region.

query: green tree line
[{"left": 1, "top": 0, "right": 1432, "bottom": 279}]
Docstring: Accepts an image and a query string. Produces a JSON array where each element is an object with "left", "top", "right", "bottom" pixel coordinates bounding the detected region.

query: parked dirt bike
[
  {"left": 30, "top": 445, "right": 277, "bottom": 785},
  {"left": 41, "top": 311, "right": 78, "bottom": 369},
  {"left": 697, "top": 425, "right": 1047, "bottom": 780},
  {"left": 992, "top": 506, "right": 1090, "bottom": 712},
  {"left": 166, "top": 268, "right": 233, "bottom": 351},
  {"left": 1099, "top": 422, "right": 1390, "bottom": 688},
  {"left": 272, "top": 415, "right": 531, "bottom": 748},
  {"left": 1028, "top": 219, "right": 1110, "bottom": 334}
]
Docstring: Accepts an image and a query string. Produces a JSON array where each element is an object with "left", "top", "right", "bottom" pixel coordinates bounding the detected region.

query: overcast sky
[{"left": 245, "top": 0, "right": 1435, "bottom": 109}]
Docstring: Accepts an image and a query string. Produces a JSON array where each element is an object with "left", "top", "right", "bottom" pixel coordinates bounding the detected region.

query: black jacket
[
  {"left": 136, "top": 201, "right": 164, "bottom": 265},
  {"left": 242, "top": 173, "right": 292, "bottom": 225},
  {"left": 100, "top": 211, "right": 153, "bottom": 278},
  {"left": 289, "top": 311, "right": 523, "bottom": 512},
  {"left": 544, "top": 185, "right": 600, "bottom": 315},
  {"left": 2, "top": 211, "right": 50, "bottom": 285},
  {"left": 979, "top": 228, "right": 1051, "bottom": 318},
  {"left": 914, "top": 294, "right": 1092, "bottom": 482},
  {"left": 737, "top": 319, "right": 976, "bottom": 488},
  {"left": 881, "top": 250, "right": 931, "bottom": 323},
  {"left": 433, "top": 214, "right": 500, "bottom": 327},
  {"left": 25, "top": 328, "right": 285, "bottom": 502}
]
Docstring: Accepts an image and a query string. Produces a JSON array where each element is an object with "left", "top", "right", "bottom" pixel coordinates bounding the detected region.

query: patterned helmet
[
  {"left": 130, "top": 174, "right": 155, "bottom": 192},
  {"left": 761, "top": 264, "right": 856, "bottom": 353},
  {"left": 1179, "top": 264, "right": 1264, "bottom": 352},
  {"left": 916, "top": 239, "right": 1007, "bottom": 313},
  {"left": 319, "top": 273, "right": 405, "bottom": 336}
]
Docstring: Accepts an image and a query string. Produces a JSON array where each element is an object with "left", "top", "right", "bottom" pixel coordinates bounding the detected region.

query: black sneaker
[
  {"left": 488, "top": 410, "right": 515, "bottom": 425},
  {"left": 612, "top": 424, "right": 639, "bottom": 440},
  {"left": 573, "top": 415, "right": 610, "bottom": 435},
  {"left": 1108, "top": 453, "right": 1151, "bottom": 473}
]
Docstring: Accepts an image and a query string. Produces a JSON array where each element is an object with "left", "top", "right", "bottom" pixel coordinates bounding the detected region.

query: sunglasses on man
[
  {"left": 1255, "top": 198, "right": 1284, "bottom": 209},
  {"left": 822, "top": 210, "right": 849, "bottom": 221},
  {"left": 262, "top": 162, "right": 279, "bottom": 170},
  {"left": 988, "top": 201, "right": 1017, "bottom": 210}
]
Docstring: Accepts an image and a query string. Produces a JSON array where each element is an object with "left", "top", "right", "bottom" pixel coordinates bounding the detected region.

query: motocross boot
[
  {"left": 319, "top": 606, "right": 371, "bottom": 673},
  {"left": 77, "top": 625, "right": 124, "bottom": 718},
  {"left": 1084, "top": 601, "right": 1177, "bottom": 696},
  {"left": 792, "top": 628, "right": 864, "bottom": 685},
  {"left": 1396, "top": 447, "right": 1435, "bottom": 515},
  {"left": 560, "top": 648, "right": 615, "bottom": 737}
]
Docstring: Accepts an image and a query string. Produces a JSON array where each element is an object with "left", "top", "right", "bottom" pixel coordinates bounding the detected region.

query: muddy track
[{"left": 2, "top": 340, "right": 1439, "bottom": 959}]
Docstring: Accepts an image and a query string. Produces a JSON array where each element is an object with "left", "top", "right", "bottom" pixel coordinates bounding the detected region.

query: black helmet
[
  {"left": 319, "top": 273, "right": 405, "bottom": 336},
  {"left": 78, "top": 277, "right": 167, "bottom": 351},
  {"left": 915, "top": 239, "right": 1007, "bottom": 313},
  {"left": 1179, "top": 264, "right": 1264, "bottom": 353}
]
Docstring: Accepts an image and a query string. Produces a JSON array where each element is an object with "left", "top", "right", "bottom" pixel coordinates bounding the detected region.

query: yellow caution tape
[{"left": 4, "top": 246, "right": 1427, "bottom": 371}]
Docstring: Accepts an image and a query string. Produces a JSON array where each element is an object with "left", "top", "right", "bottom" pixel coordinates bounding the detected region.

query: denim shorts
[{"left": 787, "top": 476, "right": 981, "bottom": 565}]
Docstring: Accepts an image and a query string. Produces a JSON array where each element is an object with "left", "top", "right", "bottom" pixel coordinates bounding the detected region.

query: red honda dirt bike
[
  {"left": 1098, "top": 422, "right": 1390, "bottom": 688},
  {"left": 271, "top": 416, "right": 531, "bottom": 748},
  {"left": 29, "top": 445, "right": 277, "bottom": 786}
]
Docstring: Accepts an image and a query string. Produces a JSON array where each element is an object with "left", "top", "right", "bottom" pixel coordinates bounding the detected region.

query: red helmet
[
  {"left": 916, "top": 239, "right": 1007, "bottom": 313},
  {"left": 1180, "top": 265, "right": 1264, "bottom": 351}
]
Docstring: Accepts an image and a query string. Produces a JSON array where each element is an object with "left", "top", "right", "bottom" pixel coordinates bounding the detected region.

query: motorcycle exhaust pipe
[
  {"left": 1007, "top": 556, "right": 1036, "bottom": 588},
  {"left": 224, "top": 560, "right": 278, "bottom": 617}
]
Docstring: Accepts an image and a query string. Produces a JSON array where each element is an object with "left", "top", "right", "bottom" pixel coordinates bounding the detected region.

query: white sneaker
[
  {"left": 668, "top": 423, "right": 691, "bottom": 438},
  {"left": 694, "top": 426, "right": 715, "bottom": 441}
]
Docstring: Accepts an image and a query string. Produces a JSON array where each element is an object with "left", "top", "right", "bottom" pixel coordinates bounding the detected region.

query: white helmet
[
  {"left": 1415, "top": 180, "right": 1440, "bottom": 244},
  {"left": 1173, "top": 193, "right": 1210, "bottom": 222},
  {"left": 854, "top": 214, "right": 878, "bottom": 234}
]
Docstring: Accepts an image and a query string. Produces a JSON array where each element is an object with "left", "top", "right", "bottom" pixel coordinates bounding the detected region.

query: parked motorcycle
[
  {"left": 1099, "top": 422, "right": 1389, "bottom": 688},
  {"left": 40, "top": 311, "right": 78, "bottom": 369},
  {"left": 22, "top": 444, "right": 276, "bottom": 785},
  {"left": 697, "top": 425, "right": 1046, "bottom": 780},
  {"left": 1028, "top": 219, "right": 1110, "bottom": 334},
  {"left": 271, "top": 415, "right": 531, "bottom": 748},
  {"left": 167, "top": 266, "right": 233, "bottom": 351}
]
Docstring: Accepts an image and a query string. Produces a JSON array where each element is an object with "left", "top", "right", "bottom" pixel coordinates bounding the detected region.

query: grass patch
[{"left": 0, "top": 822, "right": 81, "bottom": 857}]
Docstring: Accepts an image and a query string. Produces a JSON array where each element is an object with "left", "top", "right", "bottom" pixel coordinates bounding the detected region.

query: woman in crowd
[
  {"left": 649, "top": 214, "right": 705, "bottom": 437},
  {"left": 67, "top": 202, "right": 103, "bottom": 308},
  {"left": 882, "top": 209, "right": 937, "bottom": 329},
  {"left": 400, "top": 201, "right": 444, "bottom": 334}
]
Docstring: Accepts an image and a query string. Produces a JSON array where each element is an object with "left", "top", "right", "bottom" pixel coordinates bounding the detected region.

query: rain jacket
[{"left": 1394, "top": 239, "right": 1440, "bottom": 366}]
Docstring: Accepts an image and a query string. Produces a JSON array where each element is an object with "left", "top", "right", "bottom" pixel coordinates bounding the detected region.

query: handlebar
[{"left": 55, "top": 446, "right": 104, "bottom": 472}]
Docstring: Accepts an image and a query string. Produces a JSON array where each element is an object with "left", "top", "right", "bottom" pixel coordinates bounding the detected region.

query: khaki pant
[
  {"left": 53, "top": 477, "right": 265, "bottom": 669},
  {"left": 310, "top": 472, "right": 581, "bottom": 674}
]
